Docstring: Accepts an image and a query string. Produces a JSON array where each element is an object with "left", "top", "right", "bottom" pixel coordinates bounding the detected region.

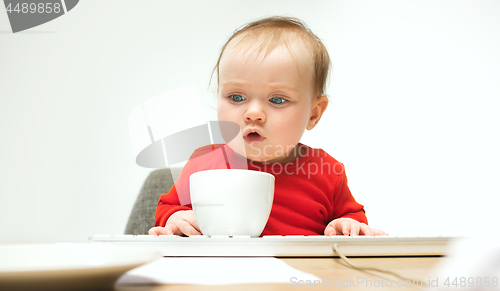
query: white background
[{"left": 0, "top": 0, "right": 499, "bottom": 243}]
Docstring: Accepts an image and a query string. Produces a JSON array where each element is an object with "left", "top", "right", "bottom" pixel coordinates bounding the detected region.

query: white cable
[{"left": 332, "top": 244, "right": 428, "bottom": 288}]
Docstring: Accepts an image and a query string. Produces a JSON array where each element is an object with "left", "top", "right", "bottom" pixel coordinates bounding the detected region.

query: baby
[{"left": 149, "top": 16, "right": 386, "bottom": 236}]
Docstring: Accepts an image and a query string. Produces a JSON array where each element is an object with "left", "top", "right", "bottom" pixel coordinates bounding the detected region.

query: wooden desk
[{"left": 115, "top": 256, "right": 442, "bottom": 291}]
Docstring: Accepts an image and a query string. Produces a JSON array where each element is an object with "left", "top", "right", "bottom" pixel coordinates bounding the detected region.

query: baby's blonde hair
[{"left": 212, "top": 16, "right": 331, "bottom": 98}]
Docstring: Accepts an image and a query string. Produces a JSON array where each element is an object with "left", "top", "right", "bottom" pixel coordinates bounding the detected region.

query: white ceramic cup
[{"left": 190, "top": 169, "right": 275, "bottom": 237}]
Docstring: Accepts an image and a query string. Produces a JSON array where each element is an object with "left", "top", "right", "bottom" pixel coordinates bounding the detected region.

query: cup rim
[{"left": 190, "top": 169, "right": 275, "bottom": 179}]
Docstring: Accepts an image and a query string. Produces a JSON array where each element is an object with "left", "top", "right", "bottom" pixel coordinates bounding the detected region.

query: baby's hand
[
  {"left": 324, "top": 218, "right": 387, "bottom": 236},
  {"left": 148, "top": 210, "right": 202, "bottom": 236}
]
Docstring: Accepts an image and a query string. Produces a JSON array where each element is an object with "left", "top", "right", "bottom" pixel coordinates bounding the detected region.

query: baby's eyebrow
[
  {"left": 221, "top": 80, "right": 298, "bottom": 93},
  {"left": 267, "top": 82, "right": 299, "bottom": 93},
  {"left": 220, "top": 80, "right": 248, "bottom": 87}
]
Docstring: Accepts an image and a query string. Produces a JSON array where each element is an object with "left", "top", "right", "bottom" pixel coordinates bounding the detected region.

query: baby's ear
[{"left": 306, "top": 96, "right": 329, "bottom": 130}]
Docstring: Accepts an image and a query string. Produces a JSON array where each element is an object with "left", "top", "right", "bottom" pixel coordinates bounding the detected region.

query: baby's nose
[
  {"left": 244, "top": 104, "right": 266, "bottom": 122},
  {"left": 245, "top": 114, "right": 264, "bottom": 122}
]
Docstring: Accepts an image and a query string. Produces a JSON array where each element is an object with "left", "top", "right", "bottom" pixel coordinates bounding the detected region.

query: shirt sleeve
[
  {"left": 154, "top": 155, "right": 196, "bottom": 227},
  {"left": 331, "top": 165, "right": 368, "bottom": 225},
  {"left": 154, "top": 184, "right": 192, "bottom": 227}
]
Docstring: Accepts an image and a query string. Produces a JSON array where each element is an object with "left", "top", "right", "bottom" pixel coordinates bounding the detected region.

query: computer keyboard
[{"left": 90, "top": 235, "right": 455, "bottom": 257}]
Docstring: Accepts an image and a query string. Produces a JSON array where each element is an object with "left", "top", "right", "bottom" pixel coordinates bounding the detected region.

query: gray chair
[{"left": 124, "top": 168, "right": 175, "bottom": 235}]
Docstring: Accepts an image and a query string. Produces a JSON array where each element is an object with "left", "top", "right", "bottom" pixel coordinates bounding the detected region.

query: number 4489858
[
  {"left": 5, "top": 2, "right": 62, "bottom": 14},
  {"left": 444, "top": 277, "right": 498, "bottom": 288}
]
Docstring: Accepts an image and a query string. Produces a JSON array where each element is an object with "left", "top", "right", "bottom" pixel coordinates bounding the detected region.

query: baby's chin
[
  {"left": 226, "top": 144, "right": 271, "bottom": 163},
  {"left": 227, "top": 141, "right": 300, "bottom": 163},
  {"left": 246, "top": 153, "right": 296, "bottom": 164},
  {"left": 246, "top": 155, "right": 274, "bottom": 163}
]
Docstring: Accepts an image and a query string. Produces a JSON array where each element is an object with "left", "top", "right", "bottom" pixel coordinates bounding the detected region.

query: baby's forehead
[{"left": 223, "top": 32, "right": 314, "bottom": 70}]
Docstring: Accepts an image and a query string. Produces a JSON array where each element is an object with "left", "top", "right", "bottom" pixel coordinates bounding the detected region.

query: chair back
[{"left": 124, "top": 168, "right": 175, "bottom": 234}]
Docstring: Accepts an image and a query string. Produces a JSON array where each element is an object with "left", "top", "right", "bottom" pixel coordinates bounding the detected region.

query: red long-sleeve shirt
[{"left": 154, "top": 144, "right": 367, "bottom": 235}]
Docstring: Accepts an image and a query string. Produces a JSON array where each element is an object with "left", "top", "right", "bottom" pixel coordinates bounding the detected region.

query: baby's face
[{"left": 217, "top": 40, "right": 325, "bottom": 163}]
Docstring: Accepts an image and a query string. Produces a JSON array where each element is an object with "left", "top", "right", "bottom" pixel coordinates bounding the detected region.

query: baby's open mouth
[{"left": 243, "top": 131, "right": 266, "bottom": 144}]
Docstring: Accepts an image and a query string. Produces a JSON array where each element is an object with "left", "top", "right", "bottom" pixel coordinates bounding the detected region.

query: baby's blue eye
[
  {"left": 230, "top": 94, "right": 246, "bottom": 102},
  {"left": 269, "top": 97, "right": 287, "bottom": 104}
]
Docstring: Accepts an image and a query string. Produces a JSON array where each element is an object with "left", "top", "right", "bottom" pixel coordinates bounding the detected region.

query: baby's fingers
[
  {"left": 324, "top": 219, "right": 352, "bottom": 236},
  {"left": 183, "top": 214, "right": 201, "bottom": 234},
  {"left": 324, "top": 224, "right": 337, "bottom": 236},
  {"left": 148, "top": 226, "right": 174, "bottom": 236},
  {"left": 359, "top": 223, "right": 374, "bottom": 236},
  {"left": 348, "top": 222, "right": 360, "bottom": 236},
  {"left": 371, "top": 228, "right": 388, "bottom": 236},
  {"left": 177, "top": 220, "right": 202, "bottom": 236}
]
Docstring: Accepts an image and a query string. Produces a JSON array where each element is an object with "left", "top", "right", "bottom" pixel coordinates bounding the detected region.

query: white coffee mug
[{"left": 190, "top": 169, "right": 275, "bottom": 237}]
